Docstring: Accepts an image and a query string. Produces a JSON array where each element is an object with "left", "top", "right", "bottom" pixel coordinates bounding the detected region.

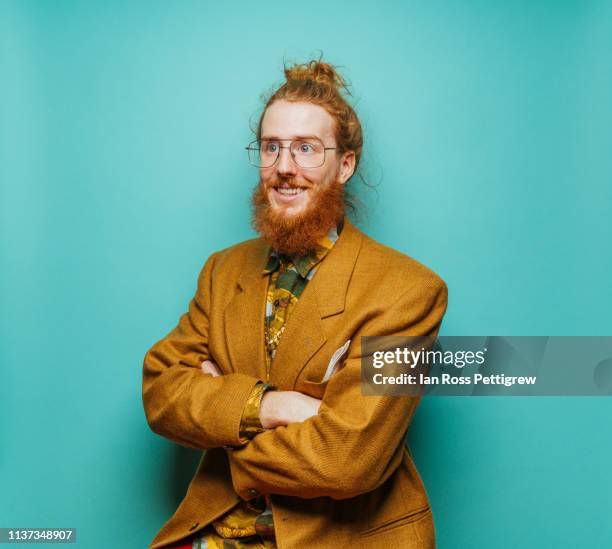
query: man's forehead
[{"left": 261, "top": 100, "right": 335, "bottom": 141}]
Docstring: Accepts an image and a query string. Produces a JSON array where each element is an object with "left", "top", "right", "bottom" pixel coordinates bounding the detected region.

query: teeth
[{"left": 277, "top": 187, "right": 305, "bottom": 195}]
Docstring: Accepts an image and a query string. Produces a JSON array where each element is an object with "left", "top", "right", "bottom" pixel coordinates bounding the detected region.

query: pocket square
[{"left": 321, "top": 339, "right": 351, "bottom": 383}]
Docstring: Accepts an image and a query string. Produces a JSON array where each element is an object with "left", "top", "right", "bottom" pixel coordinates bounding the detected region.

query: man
[{"left": 143, "top": 59, "right": 448, "bottom": 549}]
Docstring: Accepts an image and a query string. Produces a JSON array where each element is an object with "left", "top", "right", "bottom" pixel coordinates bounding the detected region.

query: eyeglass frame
[{"left": 245, "top": 137, "right": 337, "bottom": 169}]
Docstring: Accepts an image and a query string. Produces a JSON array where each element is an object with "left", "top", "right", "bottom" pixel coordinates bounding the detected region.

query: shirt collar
[{"left": 264, "top": 218, "right": 344, "bottom": 278}]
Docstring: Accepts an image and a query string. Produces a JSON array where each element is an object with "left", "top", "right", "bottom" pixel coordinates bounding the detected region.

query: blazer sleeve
[
  {"left": 227, "top": 275, "right": 448, "bottom": 500},
  {"left": 142, "top": 252, "right": 263, "bottom": 450}
]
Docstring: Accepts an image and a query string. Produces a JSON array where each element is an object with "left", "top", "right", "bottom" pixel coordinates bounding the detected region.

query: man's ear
[{"left": 338, "top": 151, "right": 356, "bottom": 185}]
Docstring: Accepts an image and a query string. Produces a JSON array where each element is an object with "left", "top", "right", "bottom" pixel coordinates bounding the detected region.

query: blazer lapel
[
  {"left": 270, "top": 218, "right": 363, "bottom": 389},
  {"left": 223, "top": 240, "right": 270, "bottom": 382}
]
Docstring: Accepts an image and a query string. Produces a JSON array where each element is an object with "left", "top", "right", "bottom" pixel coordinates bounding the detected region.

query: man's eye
[
  {"left": 298, "top": 142, "right": 313, "bottom": 154},
  {"left": 264, "top": 142, "right": 279, "bottom": 153}
]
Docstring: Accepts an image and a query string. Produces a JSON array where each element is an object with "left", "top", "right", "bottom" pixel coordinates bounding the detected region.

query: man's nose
[{"left": 276, "top": 146, "right": 297, "bottom": 176}]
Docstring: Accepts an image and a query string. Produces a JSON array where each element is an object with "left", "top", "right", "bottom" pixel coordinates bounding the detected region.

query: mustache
[{"left": 263, "top": 177, "right": 310, "bottom": 189}]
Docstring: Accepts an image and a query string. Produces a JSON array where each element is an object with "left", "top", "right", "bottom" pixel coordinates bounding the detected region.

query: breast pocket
[
  {"left": 294, "top": 354, "right": 333, "bottom": 399},
  {"left": 294, "top": 338, "right": 352, "bottom": 399},
  {"left": 296, "top": 378, "right": 330, "bottom": 400}
]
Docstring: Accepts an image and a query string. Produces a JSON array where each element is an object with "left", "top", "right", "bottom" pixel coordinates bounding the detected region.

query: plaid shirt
[{"left": 191, "top": 223, "right": 342, "bottom": 547}]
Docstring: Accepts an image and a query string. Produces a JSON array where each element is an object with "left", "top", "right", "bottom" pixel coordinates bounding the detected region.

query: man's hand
[
  {"left": 259, "top": 390, "right": 321, "bottom": 429},
  {"left": 200, "top": 359, "right": 321, "bottom": 428},
  {"left": 201, "top": 359, "right": 222, "bottom": 377}
]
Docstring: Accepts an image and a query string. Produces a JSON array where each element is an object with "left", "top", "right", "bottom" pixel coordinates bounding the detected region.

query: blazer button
[
  {"left": 188, "top": 522, "right": 199, "bottom": 532},
  {"left": 247, "top": 488, "right": 260, "bottom": 498}
]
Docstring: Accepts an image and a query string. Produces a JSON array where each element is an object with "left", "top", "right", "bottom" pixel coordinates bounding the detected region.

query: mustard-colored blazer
[{"left": 143, "top": 218, "right": 448, "bottom": 548}]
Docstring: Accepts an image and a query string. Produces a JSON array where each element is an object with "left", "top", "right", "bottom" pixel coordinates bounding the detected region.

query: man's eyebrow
[{"left": 260, "top": 134, "right": 324, "bottom": 141}]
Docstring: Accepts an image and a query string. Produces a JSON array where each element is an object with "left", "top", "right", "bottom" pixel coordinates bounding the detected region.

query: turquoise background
[{"left": 1, "top": 1, "right": 611, "bottom": 547}]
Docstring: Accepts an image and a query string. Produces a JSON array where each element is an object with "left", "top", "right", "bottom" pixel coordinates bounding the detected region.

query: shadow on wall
[{"left": 170, "top": 446, "right": 203, "bottom": 505}]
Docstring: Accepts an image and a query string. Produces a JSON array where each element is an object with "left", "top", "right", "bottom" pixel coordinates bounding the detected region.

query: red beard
[{"left": 251, "top": 178, "right": 345, "bottom": 257}]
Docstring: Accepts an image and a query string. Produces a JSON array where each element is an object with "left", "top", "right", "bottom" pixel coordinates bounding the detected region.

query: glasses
[{"left": 245, "top": 138, "right": 337, "bottom": 169}]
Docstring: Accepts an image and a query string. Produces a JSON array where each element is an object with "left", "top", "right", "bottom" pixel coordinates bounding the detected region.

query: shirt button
[{"left": 247, "top": 488, "right": 260, "bottom": 498}]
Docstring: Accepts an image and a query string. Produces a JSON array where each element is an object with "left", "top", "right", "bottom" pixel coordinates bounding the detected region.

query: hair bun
[{"left": 284, "top": 60, "right": 348, "bottom": 91}]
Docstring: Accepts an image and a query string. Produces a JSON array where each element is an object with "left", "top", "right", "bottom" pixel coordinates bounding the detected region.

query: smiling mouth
[{"left": 272, "top": 184, "right": 308, "bottom": 196}]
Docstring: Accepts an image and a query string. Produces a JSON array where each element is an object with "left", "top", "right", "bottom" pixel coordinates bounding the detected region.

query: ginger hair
[{"left": 255, "top": 57, "right": 365, "bottom": 213}]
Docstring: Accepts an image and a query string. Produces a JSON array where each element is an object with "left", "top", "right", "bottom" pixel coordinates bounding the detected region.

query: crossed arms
[
  {"left": 142, "top": 252, "right": 448, "bottom": 500},
  {"left": 201, "top": 359, "right": 322, "bottom": 429}
]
